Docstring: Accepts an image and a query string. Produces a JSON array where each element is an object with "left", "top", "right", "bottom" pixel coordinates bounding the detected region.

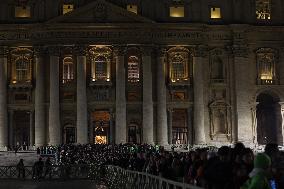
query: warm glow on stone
[
  {"left": 170, "top": 6, "right": 184, "bottom": 18},
  {"left": 15, "top": 6, "right": 31, "bottom": 18},
  {"left": 211, "top": 8, "right": 221, "bottom": 19}
]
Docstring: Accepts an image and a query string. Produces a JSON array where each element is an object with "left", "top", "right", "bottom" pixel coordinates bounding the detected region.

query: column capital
[
  {"left": 0, "top": 46, "right": 9, "bottom": 58},
  {"left": 48, "top": 46, "right": 61, "bottom": 56},
  {"left": 193, "top": 45, "right": 208, "bottom": 57},
  {"left": 156, "top": 46, "right": 167, "bottom": 57},
  {"left": 34, "top": 46, "right": 46, "bottom": 57},
  {"left": 141, "top": 46, "right": 153, "bottom": 56},
  {"left": 74, "top": 45, "right": 87, "bottom": 56},
  {"left": 113, "top": 45, "right": 127, "bottom": 56}
]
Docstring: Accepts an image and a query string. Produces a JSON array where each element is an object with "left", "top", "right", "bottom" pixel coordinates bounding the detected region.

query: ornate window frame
[
  {"left": 256, "top": 48, "right": 278, "bottom": 85},
  {"left": 168, "top": 47, "right": 190, "bottom": 84},
  {"left": 10, "top": 47, "right": 33, "bottom": 86},
  {"left": 209, "top": 48, "right": 226, "bottom": 84},
  {"left": 89, "top": 46, "right": 112, "bottom": 82},
  {"left": 62, "top": 56, "right": 74, "bottom": 84}
]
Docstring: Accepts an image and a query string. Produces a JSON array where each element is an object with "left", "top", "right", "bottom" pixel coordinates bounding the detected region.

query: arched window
[
  {"left": 15, "top": 57, "right": 29, "bottom": 82},
  {"left": 256, "top": 48, "right": 277, "bottom": 85},
  {"left": 89, "top": 46, "right": 112, "bottom": 82},
  {"left": 210, "top": 56, "right": 225, "bottom": 83},
  {"left": 128, "top": 56, "right": 140, "bottom": 82},
  {"left": 168, "top": 48, "right": 189, "bottom": 83},
  {"left": 256, "top": 0, "right": 271, "bottom": 20},
  {"left": 62, "top": 56, "right": 74, "bottom": 84},
  {"left": 11, "top": 48, "right": 33, "bottom": 84}
]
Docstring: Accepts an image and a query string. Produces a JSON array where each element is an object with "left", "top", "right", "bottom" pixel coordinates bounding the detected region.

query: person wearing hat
[{"left": 241, "top": 153, "right": 273, "bottom": 189}]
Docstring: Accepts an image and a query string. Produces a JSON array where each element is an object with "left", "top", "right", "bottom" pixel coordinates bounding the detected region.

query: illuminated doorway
[
  {"left": 172, "top": 109, "right": 188, "bottom": 144},
  {"left": 92, "top": 111, "right": 110, "bottom": 144},
  {"left": 256, "top": 93, "right": 282, "bottom": 145}
]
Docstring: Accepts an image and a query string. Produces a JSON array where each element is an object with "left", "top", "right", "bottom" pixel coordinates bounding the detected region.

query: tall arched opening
[{"left": 256, "top": 93, "right": 282, "bottom": 145}]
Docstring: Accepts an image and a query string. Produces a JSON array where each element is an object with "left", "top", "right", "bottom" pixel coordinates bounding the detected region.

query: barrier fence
[
  {"left": 0, "top": 165, "right": 203, "bottom": 189},
  {"left": 105, "top": 165, "right": 203, "bottom": 189}
]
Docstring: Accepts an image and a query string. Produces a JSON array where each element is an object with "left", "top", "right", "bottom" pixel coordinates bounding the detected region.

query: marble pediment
[{"left": 46, "top": 0, "right": 154, "bottom": 24}]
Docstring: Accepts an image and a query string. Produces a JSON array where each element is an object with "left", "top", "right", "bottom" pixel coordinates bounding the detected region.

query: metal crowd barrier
[{"left": 105, "top": 165, "right": 203, "bottom": 189}]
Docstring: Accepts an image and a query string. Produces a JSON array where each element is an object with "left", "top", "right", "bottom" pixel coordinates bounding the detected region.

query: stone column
[
  {"left": 250, "top": 103, "right": 258, "bottom": 145},
  {"left": 156, "top": 48, "right": 168, "bottom": 145},
  {"left": 232, "top": 44, "right": 253, "bottom": 144},
  {"left": 114, "top": 47, "right": 127, "bottom": 144},
  {"left": 109, "top": 109, "right": 114, "bottom": 144},
  {"left": 280, "top": 102, "right": 284, "bottom": 145},
  {"left": 48, "top": 47, "right": 61, "bottom": 145},
  {"left": 187, "top": 106, "right": 193, "bottom": 145},
  {"left": 167, "top": 108, "right": 173, "bottom": 144},
  {"left": 29, "top": 110, "right": 34, "bottom": 147},
  {"left": 76, "top": 46, "right": 88, "bottom": 144},
  {"left": 9, "top": 110, "right": 14, "bottom": 148},
  {"left": 142, "top": 47, "right": 154, "bottom": 144},
  {"left": 0, "top": 47, "right": 8, "bottom": 150},
  {"left": 193, "top": 46, "right": 207, "bottom": 144},
  {"left": 89, "top": 112, "right": 94, "bottom": 144},
  {"left": 34, "top": 47, "right": 46, "bottom": 147}
]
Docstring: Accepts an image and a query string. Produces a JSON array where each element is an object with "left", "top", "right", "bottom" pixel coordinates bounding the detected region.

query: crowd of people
[{"left": 15, "top": 143, "right": 284, "bottom": 189}]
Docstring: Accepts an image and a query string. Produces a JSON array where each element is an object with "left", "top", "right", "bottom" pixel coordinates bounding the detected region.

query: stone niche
[{"left": 209, "top": 100, "right": 231, "bottom": 142}]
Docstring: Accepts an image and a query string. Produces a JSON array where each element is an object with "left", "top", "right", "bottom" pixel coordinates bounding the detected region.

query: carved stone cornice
[
  {"left": 0, "top": 46, "right": 9, "bottom": 58},
  {"left": 48, "top": 46, "right": 61, "bottom": 56},
  {"left": 74, "top": 45, "right": 87, "bottom": 56},
  {"left": 193, "top": 45, "right": 208, "bottom": 57}
]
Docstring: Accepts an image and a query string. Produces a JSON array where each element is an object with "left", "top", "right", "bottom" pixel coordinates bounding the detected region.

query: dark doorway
[
  {"left": 256, "top": 93, "right": 282, "bottom": 145},
  {"left": 128, "top": 123, "right": 141, "bottom": 144},
  {"left": 64, "top": 126, "right": 76, "bottom": 144},
  {"left": 14, "top": 111, "right": 30, "bottom": 147}
]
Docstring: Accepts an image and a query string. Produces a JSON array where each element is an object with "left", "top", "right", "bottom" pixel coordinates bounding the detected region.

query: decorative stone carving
[{"left": 209, "top": 100, "right": 231, "bottom": 140}]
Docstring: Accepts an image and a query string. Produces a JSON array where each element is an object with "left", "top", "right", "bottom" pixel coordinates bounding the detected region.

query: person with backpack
[{"left": 241, "top": 153, "right": 273, "bottom": 189}]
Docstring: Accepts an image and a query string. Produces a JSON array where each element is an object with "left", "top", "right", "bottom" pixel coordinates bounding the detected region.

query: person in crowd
[
  {"left": 17, "top": 159, "right": 25, "bottom": 179},
  {"left": 241, "top": 153, "right": 272, "bottom": 189},
  {"left": 44, "top": 157, "right": 52, "bottom": 179}
]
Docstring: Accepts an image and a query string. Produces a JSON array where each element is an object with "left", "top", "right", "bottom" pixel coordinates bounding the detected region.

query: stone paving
[{"left": 0, "top": 151, "right": 40, "bottom": 166}]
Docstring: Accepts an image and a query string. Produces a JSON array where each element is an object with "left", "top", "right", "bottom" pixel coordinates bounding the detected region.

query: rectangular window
[
  {"left": 127, "top": 5, "right": 137, "bottom": 14},
  {"left": 211, "top": 7, "right": 221, "bottom": 19},
  {"left": 170, "top": 6, "right": 184, "bottom": 17},
  {"left": 15, "top": 6, "right": 31, "bottom": 18},
  {"left": 63, "top": 4, "right": 74, "bottom": 15}
]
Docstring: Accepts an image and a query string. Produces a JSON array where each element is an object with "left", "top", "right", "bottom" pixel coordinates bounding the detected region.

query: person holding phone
[{"left": 241, "top": 153, "right": 274, "bottom": 189}]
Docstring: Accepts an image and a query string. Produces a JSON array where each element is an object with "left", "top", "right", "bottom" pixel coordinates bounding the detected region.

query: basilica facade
[{"left": 0, "top": 0, "right": 284, "bottom": 149}]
